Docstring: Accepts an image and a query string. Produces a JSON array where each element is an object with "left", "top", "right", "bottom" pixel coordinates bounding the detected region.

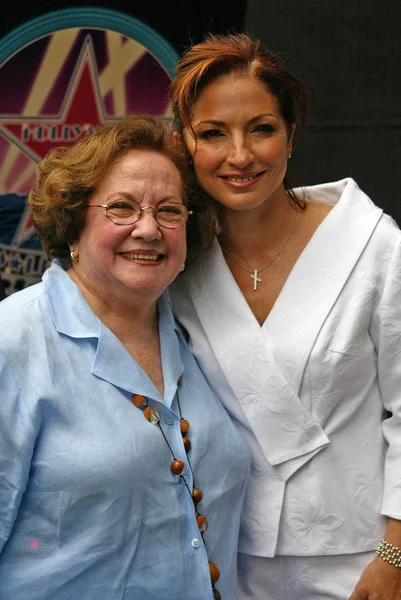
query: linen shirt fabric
[
  {"left": 0, "top": 261, "right": 251, "bottom": 600},
  {"left": 169, "top": 177, "right": 401, "bottom": 558}
]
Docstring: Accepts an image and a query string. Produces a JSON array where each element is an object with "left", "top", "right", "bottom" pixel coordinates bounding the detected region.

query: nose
[
  {"left": 130, "top": 207, "right": 161, "bottom": 241},
  {"left": 226, "top": 135, "right": 254, "bottom": 169}
]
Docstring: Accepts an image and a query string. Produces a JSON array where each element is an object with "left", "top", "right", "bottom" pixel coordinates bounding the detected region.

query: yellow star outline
[
  {"left": 0, "top": 30, "right": 146, "bottom": 244},
  {"left": 0, "top": 30, "right": 146, "bottom": 194}
]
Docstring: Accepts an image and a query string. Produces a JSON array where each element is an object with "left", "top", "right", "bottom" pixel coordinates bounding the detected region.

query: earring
[
  {"left": 70, "top": 250, "right": 78, "bottom": 262},
  {"left": 288, "top": 151, "right": 292, "bottom": 159},
  {"left": 180, "top": 265, "right": 185, "bottom": 272}
]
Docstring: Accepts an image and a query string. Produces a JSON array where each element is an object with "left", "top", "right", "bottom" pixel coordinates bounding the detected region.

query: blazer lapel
[
  {"left": 184, "top": 238, "right": 329, "bottom": 468},
  {"left": 263, "top": 178, "right": 383, "bottom": 395}
]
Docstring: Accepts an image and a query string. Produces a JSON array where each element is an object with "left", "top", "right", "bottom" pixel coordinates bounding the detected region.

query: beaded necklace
[{"left": 132, "top": 376, "right": 221, "bottom": 600}]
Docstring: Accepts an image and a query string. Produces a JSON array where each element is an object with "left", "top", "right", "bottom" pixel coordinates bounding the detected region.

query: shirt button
[
  {"left": 191, "top": 538, "right": 200, "bottom": 548},
  {"left": 165, "top": 417, "right": 174, "bottom": 426}
]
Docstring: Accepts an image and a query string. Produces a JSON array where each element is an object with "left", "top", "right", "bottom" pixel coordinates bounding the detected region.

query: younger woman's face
[{"left": 183, "top": 74, "right": 294, "bottom": 215}]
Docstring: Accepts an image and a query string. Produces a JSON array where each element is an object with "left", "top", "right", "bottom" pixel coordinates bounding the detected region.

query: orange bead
[
  {"left": 213, "top": 589, "right": 221, "bottom": 600},
  {"left": 180, "top": 419, "right": 190, "bottom": 434},
  {"left": 143, "top": 406, "right": 160, "bottom": 424},
  {"left": 170, "top": 459, "right": 185, "bottom": 475},
  {"left": 209, "top": 562, "right": 220, "bottom": 584},
  {"left": 182, "top": 437, "right": 191, "bottom": 451},
  {"left": 131, "top": 394, "right": 147, "bottom": 409},
  {"left": 197, "top": 514, "right": 208, "bottom": 533},
  {"left": 178, "top": 375, "right": 183, "bottom": 385},
  {"left": 192, "top": 488, "right": 203, "bottom": 504}
]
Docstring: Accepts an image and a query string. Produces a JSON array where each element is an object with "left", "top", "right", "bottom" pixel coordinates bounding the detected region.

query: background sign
[{"left": 0, "top": 8, "right": 178, "bottom": 296}]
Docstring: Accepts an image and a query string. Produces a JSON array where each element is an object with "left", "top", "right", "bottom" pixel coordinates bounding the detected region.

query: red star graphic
[{"left": 0, "top": 36, "right": 110, "bottom": 244}]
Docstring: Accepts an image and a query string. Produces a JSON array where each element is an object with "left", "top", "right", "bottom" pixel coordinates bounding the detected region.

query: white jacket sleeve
[{"left": 370, "top": 236, "right": 401, "bottom": 519}]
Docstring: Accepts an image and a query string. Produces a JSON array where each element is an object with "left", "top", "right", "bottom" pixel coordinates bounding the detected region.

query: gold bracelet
[{"left": 376, "top": 539, "right": 401, "bottom": 568}]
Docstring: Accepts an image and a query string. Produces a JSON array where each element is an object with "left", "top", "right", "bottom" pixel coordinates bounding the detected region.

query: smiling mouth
[
  {"left": 222, "top": 172, "right": 264, "bottom": 183},
  {"left": 119, "top": 252, "right": 163, "bottom": 261}
]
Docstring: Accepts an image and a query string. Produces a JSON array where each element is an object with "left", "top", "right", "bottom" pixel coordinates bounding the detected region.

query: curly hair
[
  {"left": 168, "top": 32, "right": 309, "bottom": 261},
  {"left": 29, "top": 113, "right": 190, "bottom": 266}
]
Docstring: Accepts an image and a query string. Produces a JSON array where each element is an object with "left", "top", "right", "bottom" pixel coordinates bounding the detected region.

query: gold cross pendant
[{"left": 250, "top": 270, "right": 262, "bottom": 290}]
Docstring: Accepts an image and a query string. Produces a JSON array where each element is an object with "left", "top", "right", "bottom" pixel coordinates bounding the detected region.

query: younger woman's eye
[
  {"left": 198, "top": 129, "right": 224, "bottom": 140},
  {"left": 252, "top": 123, "right": 276, "bottom": 134}
]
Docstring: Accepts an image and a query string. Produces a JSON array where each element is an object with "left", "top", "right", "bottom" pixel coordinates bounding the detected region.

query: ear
[
  {"left": 172, "top": 131, "right": 182, "bottom": 148},
  {"left": 287, "top": 124, "right": 296, "bottom": 154}
]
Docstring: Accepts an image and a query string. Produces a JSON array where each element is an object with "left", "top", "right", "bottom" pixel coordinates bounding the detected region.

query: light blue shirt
[{"left": 0, "top": 261, "right": 250, "bottom": 600}]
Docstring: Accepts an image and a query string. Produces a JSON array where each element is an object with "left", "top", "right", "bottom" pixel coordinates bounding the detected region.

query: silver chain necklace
[{"left": 220, "top": 209, "right": 301, "bottom": 291}]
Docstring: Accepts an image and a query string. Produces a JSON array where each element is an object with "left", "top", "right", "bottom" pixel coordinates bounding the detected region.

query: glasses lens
[
  {"left": 156, "top": 203, "right": 188, "bottom": 228},
  {"left": 107, "top": 199, "right": 140, "bottom": 225}
]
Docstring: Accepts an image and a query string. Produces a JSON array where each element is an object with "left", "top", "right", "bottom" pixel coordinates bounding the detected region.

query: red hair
[
  {"left": 169, "top": 32, "right": 308, "bottom": 147},
  {"left": 168, "top": 33, "right": 309, "bottom": 261}
]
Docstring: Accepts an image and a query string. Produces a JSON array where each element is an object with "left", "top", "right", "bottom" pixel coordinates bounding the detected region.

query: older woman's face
[{"left": 72, "top": 149, "right": 186, "bottom": 306}]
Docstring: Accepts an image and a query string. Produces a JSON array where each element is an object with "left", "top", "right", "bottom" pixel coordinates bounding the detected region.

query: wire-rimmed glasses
[{"left": 88, "top": 198, "right": 192, "bottom": 229}]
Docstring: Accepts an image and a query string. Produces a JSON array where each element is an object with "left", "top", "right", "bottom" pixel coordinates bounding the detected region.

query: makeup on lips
[{"left": 219, "top": 171, "right": 265, "bottom": 188}]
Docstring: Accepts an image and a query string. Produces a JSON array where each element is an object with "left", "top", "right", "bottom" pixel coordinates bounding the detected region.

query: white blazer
[{"left": 169, "top": 178, "right": 401, "bottom": 557}]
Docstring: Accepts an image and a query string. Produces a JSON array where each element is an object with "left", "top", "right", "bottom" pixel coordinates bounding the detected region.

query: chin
[{"left": 218, "top": 196, "right": 265, "bottom": 212}]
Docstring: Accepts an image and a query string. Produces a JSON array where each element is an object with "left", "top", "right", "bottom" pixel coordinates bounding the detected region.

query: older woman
[
  {"left": 0, "top": 114, "right": 250, "bottom": 600},
  {"left": 168, "top": 33, "right": 401, "bottom": 600}
]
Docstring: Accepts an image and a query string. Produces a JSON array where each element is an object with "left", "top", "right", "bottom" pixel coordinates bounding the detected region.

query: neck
[
  {"left": 218, "top": 188, "right": 298, "bottom": 260},
  {"left": 67, "top": 267, "right": 159, "bottom": 338}
]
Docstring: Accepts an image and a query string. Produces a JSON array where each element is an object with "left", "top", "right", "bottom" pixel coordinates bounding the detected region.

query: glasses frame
[{"left": 88, "top": 199, "right": 193, "bottom": 230}]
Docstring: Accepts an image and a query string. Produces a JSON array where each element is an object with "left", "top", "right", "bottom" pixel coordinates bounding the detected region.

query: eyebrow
[
  {"left": 194, "top": 113, "right": 278, "bottom": 128},
  {"left": 106, "top": 192, "right": 183, "bottom": 205}
]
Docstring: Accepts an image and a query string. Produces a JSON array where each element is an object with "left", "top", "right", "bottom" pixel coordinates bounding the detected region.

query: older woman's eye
[
  {"left": 158, "top": 204, "right": 182, "bottom": 215},
  {"left": 107, "top": 200, "right": 137, "bottom": 217},
  {"left": 109, "top": 200, "right": 134, "bottom": 209},
  {"left": 156, "top": 204, "right": 187, "bottom": 224}
]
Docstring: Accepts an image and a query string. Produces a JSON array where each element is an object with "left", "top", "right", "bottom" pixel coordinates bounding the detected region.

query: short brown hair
[
  {"left": 168, "top": 32, "right": 309, "bottom": 260},
  {"left": 29, "top": 113, "right": 189, "bottom": 265}
]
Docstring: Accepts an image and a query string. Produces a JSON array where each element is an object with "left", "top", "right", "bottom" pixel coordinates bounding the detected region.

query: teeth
[
  {"left": 226, "top": 174, "right": 259, "bottom": 183},
  {"left": 120, "top": 252, "right": 160, "bottom": 261}
]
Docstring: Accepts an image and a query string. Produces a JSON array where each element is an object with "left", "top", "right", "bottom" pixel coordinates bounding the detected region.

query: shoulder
[
  {"left": 344, "top": 180, "right": 401, "bottom": 264},
  {"left": 300, "top": 178, "right": 383, "bottom": 214},
  {"left": 0, "top": 282, "right": 46, "bottom": 326},
  {"left": 302, "top": 177, "right": 399, "bottom": 240},
  {"left": 0, "top": 282, "right": 49, "bottom": 360},
  {"left": 375, "top": 211, "right": 400, "bottom": 241}
]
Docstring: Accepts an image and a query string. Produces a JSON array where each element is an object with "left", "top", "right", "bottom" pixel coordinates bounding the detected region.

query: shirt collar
[
  {"left": 44, "top": 260, "right": 184, "bottom": 404},
  {"left": 44, "top": 260, "right": 100, "bottom": 338}
]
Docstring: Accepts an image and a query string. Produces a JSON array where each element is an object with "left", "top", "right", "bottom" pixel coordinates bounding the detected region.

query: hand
[{"left": 348, "top": 556, "right": 401, "bottom": 599}]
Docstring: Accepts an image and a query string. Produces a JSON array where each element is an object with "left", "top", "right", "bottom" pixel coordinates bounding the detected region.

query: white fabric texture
[
  {"left": 237, "top": 551, "right": 376, "bottom": 599},
  {"left": 169, "top": 178, "right": 401, "bottom": 557}
]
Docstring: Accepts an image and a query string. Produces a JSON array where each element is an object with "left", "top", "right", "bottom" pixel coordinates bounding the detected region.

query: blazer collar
[
  {"left": 183, "top": 241, "right": 329, "bottom": 469},
  {"left": 263, "top": 177, "right": 383, "bottom": 393},
  {"left": 181, "top": 178, "right": 382, "bottom": 469}
]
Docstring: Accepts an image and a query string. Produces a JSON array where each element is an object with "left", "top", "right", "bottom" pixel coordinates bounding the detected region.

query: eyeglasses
[{"left": 88, "top": 198, "right": 193, "bottom": 229}]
